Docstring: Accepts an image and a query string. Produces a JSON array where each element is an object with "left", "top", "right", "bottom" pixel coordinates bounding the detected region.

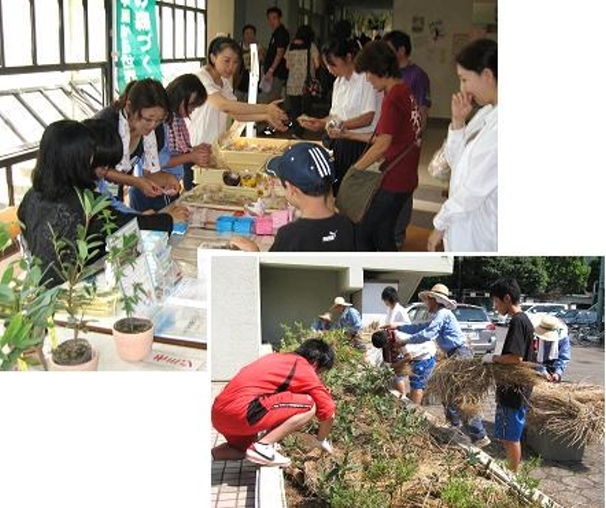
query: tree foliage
[{"left": 417, "top": 257, "right": 596, "bottom": 300}]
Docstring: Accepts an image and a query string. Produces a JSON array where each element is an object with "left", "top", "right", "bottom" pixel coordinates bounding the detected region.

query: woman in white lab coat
[{"left": 428, "top": 39, "right": 498, "bottom": 252}]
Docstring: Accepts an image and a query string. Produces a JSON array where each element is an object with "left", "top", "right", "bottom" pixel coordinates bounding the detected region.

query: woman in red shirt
[{"left": 333, "top": 41, "right": 422, "bottom": 251}]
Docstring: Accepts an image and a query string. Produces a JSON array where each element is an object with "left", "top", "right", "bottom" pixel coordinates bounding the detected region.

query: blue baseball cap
[{"left": 266, "top": 142, "right": 335, "bottom": 193}]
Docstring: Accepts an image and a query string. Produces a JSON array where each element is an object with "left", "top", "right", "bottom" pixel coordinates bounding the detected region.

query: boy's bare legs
[
  {"left": 259, "top": 405, "right": 317, "bottom": 445},
  {"left": 501, "top": 440, "right": 522, "bottom": 473},
  {"left": 409, "top": 389, "right": 424, "bottom": 404}
]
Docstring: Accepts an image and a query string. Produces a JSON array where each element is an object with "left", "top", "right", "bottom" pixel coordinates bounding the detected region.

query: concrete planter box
[{"left": 524, "top": 427, "right": 586, "bottom": 462}]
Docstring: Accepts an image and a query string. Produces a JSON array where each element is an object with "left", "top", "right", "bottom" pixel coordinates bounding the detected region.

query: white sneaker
[
  {"left": 246, "top": 442, "right": 291, "bottom": 467},
  {"left": 474, "top": 436, "right": 491, "bottom": 448}
]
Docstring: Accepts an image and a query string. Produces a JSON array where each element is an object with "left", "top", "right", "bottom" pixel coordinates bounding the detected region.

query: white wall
[
  {"left": 392, "top": 0, "right": 497, "bottom": 118},
  {"left": 210, "top": 254, "right": 262, "bottom": 381}
]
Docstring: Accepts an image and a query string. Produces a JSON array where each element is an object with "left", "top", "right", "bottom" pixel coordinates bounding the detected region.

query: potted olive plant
[
  {"left": 106, "top": 226, "right": 155, "bottom": 362},
  {"left": 0, "top": 225, "right": 59, "bottom": 371},
  {"left": 47, "top": 189, "right": 115, "bottom": 371}
]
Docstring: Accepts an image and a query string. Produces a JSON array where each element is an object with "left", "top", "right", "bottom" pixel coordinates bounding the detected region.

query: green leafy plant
[
  {"left": 105, "top": 226, "right": 153, "bottom": 335},
  {"left": 0, "top": 224, "right": 59, "bottom": 370},
  {"left": 49, "top": 189, "right": 115, "bottom": 365}
]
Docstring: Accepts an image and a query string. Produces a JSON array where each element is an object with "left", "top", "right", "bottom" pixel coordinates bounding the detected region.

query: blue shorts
[
  {"left": 495, "top": 402, "right": 527, "bottom": 442},
  {"left": 408, "top": 356, "right": 436, "bottom": 390}
]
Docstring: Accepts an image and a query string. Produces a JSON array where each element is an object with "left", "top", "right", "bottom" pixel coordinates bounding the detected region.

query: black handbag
[{"left": 336, "top": 136, "right": 417, "bottom": 224}]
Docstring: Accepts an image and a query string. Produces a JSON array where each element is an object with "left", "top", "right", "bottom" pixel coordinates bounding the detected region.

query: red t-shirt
[
  {"left": 212, "top": 353, "right": 336, "bottom": 423},
  {"left": 377, "top": 82, "right": 422, "bottom": 193}
]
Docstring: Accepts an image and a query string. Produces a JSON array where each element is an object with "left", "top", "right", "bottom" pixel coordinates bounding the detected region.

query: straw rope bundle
[
  {"left": 527, "top": 383, "right": 605, "bottom": 447},
  {"left": 425, "top": 357, "right": 545, "bottom": 416}
]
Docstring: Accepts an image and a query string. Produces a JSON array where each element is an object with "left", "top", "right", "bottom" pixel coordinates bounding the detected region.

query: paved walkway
[
  {"left": 424, "top": 343, "right": 605, "bottom": 508},
  {"left": 211, "top": 383, "right": 258, "bottom": 508}
]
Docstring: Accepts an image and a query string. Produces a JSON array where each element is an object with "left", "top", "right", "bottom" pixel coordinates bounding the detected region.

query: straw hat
[
  {"left": 332, "top": 296, "right": 352, "bottom": 308},
  {"left": 318, "top": 312, "right": 332, "bottom": 321},
  {"left": 418, "top": 284, "right": 457, "bottom": 310},
  {"left": 534, "top": 314, "right": 567, "bottom": 342}
]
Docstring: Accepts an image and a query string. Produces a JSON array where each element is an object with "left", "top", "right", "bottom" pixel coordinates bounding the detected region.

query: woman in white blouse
[
  {"left": 382, "top": 286, "right": 410, "bottom": 326},
  {"left": 188, "top": 36, "right": 288, "bottom": 146},
  {"left": 298, "top": 38, "right": 381, "bottom": 192},
  {"left": 428, "top": 39, "right": 498, "bottom": 252}
]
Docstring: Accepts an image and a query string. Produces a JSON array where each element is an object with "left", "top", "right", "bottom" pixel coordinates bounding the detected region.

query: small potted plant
[
  {"left": 106, "top": 227, "right": 155, "bottom": 362},
  {"left": 47, "top": 189, "right": 115, "bottom": 371},
  {"left": 0, "top": 225, "right": 59, "bottom": 371}
]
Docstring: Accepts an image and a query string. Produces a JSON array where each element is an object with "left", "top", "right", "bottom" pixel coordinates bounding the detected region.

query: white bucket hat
[
  {"left": 418, "top": 284, "right": 457, "bottom": 310},
  {"left": 332, "top": 296, "right": 352, "bottom": 308},
  {"left": 534, "top": 314, "right": 567, "bottom": 342}
]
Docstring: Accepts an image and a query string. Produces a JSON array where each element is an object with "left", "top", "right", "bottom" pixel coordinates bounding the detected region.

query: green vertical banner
[{"left": 116, "top": 0, "right": 162, "bottom": 91}]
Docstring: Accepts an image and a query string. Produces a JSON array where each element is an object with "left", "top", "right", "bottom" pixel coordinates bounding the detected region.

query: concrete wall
[
  {"left": 392, "top": 0, "right": 497, "bottom": 118},
  {"left": 260, "top": 266, "right": 344, "bottom": 347},
  {"left": 210, "top": 253, "right": 262, "bottom": 381}
]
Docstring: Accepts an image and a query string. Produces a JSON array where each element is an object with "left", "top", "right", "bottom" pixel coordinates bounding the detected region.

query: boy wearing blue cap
[{"left": 231, "top": 143, "right": 355, "bottom": 251}]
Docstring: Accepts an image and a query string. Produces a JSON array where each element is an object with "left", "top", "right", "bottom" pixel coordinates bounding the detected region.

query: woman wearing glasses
[
  {"left": 128, "top": 74, "right": 210, "bottom": 211},
  {"left": 94, "top": 78, "right": 180, "bottom": 212}
]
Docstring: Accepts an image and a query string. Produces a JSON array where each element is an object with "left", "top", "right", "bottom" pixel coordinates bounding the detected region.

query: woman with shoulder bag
[
  {"left": 331, "top": 41, "right": 422, "bottom": 251},
  {"left": 427, "top": 38, "right": 498, "bottom": 252},
  {"left": 298, "top": 38, "right": 381, "bottom": 193}
]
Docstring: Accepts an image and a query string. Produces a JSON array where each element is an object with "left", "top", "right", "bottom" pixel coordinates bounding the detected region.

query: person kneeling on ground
[
  {"left": 532, "top": 314, "right": 571, "bottom": 382},
  {"left": 230, "top": 143, "right": 355, "bottom": 252},
  {"left": 384, "top": 283, "right": 490, "bottom": 448},
  {"left": 371, "top": 329, "right": 436, "bottom": 404},
  {"left": 211, "top": 338, "right": 336, "bottom": 467}
]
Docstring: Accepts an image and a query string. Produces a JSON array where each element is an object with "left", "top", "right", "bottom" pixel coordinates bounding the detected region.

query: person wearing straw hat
[
  {"left": 385, "top": 283, "right": 490, "bottom": 447},
  {"left": 312, "top": 312, "right": 333, "bottom": 332},
  {"left": 330, "top": 296, "right": 365, "bottom": 350},
  {"left": 532, "top": 314, "right": 571, "bottom": 383},
  {"left": 486, "top": 277, "right": 536, "bottom": 473}
]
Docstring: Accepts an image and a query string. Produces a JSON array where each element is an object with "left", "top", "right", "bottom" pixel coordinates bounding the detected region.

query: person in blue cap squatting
[
  {"left": 385, "top": 283, "right": 491, "bottom": 448},
  {"left": 230, "top": 142, "right": 355, "bottom": 251}
]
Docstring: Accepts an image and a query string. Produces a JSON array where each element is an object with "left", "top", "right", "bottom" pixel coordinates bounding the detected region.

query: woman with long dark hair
[
  {"left": 94, "top": 78, "right": 180, "bottom": 210},
  {"left": 18, "top": 120, "right": 187, "bottom": 287}
]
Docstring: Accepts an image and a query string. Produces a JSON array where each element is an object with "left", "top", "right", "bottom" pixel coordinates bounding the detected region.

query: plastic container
[
  {"left": 233, "top": 217, "right": 254, "bottom": 235},
  {"left": 216, "top": 216, "right": 236, "bottom": 233},
  {"left": 254, "top": 216, "right": 274, "bottom": 235}
]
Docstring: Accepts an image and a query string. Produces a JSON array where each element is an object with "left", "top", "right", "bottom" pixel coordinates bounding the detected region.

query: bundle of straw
[
  {"left": 527, "top": 383, "right": 605, "bottom": 447},
  {"left": 425, "top": 358, "right": 545, "bottom": 416}
]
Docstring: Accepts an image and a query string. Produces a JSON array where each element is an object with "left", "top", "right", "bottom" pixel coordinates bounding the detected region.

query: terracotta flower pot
[
  {"left": 48, "top": 346, "right": 100, "bottom": 371},
  {"left": 112, "top": 317, "right": 154, "bottom": 362}
]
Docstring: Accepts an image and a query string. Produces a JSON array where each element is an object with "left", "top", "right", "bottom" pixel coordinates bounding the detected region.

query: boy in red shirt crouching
[{"left": 211, "top": 338, "right": 336, "bottom": 467}]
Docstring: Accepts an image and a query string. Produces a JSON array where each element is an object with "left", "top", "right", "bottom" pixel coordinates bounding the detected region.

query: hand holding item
[
  {"left": 137, "top": 177, "right": 163, "bottom": 198},
  {"left": 550, "top": 373, "right": 561, "bottom": 383},
  {"left": 190, "top": 146, "right": 211, "bottom": 167},
  {"left": 427, "top": 229, "right": 444, "bottom": 252},
  {"left": 451, "top": 92, "right": 474, "bottom": 129},
  {"left": 314, "top": 438, "right": 333, "bottom": 454},
  {"left": 167, "top": 204, "right": 190, "bottom": 223},
  {"left": 267, "top": 100, "right": 289, "bottom": 131},
  {"left": 297, "top": 115, "right": 324, "bottom": 132},
  {"left": 481, "top": 353, "right": 494, "bottom": 364}
]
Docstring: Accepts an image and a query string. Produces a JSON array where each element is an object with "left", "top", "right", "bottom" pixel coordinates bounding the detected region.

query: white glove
[
  {"left": 314, "top": 438, "right": 333, "bottom": 454},
  {"left": 481, "top": 353, "right": 494, "bottom": 364}
]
